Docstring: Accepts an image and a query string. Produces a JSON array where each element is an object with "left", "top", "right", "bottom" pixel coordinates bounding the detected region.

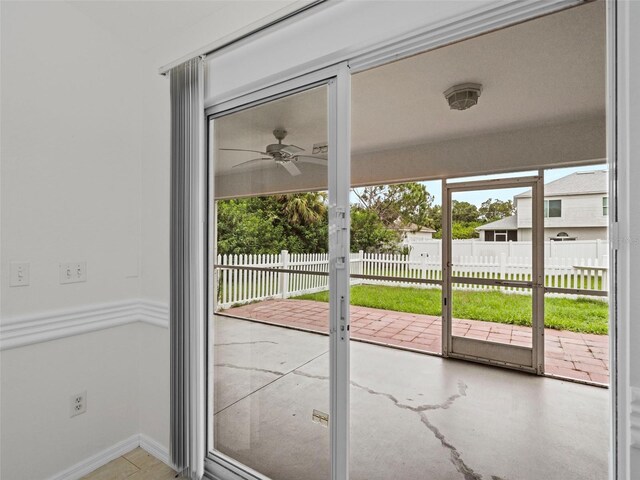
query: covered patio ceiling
[{"left": 213, "top": 1, "right": 605, "bottom": 199}]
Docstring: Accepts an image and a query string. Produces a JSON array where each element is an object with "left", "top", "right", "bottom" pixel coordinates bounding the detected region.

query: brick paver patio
[{"left": 224, "top": 299, "right": 609, "bottom": 385}]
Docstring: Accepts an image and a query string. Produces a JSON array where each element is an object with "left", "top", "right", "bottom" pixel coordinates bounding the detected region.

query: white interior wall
[
  {"left": 0, "top": 325, "right": 141, "bottom": 480},
  {"left": 0, "top": 0, "right": 143, "bottom": 319},
  {"left": 0, "top": 2, "right": 146, "bottom": 478},
  {"left": 1, "top": 1, "right": 303, "bottom": 479}
]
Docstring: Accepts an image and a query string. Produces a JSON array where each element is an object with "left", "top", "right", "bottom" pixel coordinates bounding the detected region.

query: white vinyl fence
[
  {"left": 215, "top": 250, "right": 608, "bottom": 308},
  {"left": 406, "top": 238, "right": 609, "bottom": 264}
]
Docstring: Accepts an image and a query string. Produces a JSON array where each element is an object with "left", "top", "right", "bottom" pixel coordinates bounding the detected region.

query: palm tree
[{"left": 275, "top": 192, "right": 327, "bottom": 225}]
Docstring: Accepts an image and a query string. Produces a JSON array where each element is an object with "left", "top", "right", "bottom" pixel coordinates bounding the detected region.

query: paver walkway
[{"left": 224, "top": 299, "right": 609, "bottom": 385}]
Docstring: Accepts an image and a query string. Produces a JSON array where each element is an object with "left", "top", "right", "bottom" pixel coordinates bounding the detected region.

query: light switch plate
[
  {"left": 10, "top": 262, "right": 30, "bottom": 287},
  {"left": 59, "top": 262, "right": 87, "bottom": 284}
]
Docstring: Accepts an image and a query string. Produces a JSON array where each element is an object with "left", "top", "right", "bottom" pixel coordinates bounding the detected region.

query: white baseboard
[
  {"left": 45, "top": 434, "right": 172, "bottom": 480},
  {"left": 0, "top": 299, "right": 169, "bottom": 351},
  {"left": 46, "top": 435, "right": 140, "bottom": 480},
  {"left": 139, "top": 433, "right": 173, "bottom": 469}
]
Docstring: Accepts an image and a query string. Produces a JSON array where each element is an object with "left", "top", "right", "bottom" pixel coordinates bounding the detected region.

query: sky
[{"left": 351, "top": 164, "right": 607, "bottom": 208}]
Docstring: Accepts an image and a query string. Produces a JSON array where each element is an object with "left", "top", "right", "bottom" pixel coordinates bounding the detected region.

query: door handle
[{"left": 339, "top": 296, "right": 348, "bottom": 340}]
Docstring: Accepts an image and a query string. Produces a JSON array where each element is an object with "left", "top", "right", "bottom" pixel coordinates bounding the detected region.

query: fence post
[
  {"left": 358, "top": 250, "right": 364, "bottom": 285},
  {"left": 420, "top": 253, "right": 427, "bottom": 281},
  {"left": 280, "top": 250, "right": 289, "bottom": 299},
  {"left": 499, "top": 253, "right": 507, "bottom": 286}
]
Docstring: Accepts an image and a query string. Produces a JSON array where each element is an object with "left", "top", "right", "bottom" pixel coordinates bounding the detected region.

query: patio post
[{"left": 280, "top": 249, "right": 289, "bottom": 298}]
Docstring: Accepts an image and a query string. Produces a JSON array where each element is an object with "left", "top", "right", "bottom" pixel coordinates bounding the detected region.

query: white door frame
[
  {"left": 441, "top": 174, "right": 545, "bottom": 374},
  {"left": 204, "top": 63, "right": 351, "bottom": 480}
]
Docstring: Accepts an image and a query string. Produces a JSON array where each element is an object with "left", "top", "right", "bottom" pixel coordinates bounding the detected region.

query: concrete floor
[{"left": 212, "top": 316, "right": 609, "bottom": 480}]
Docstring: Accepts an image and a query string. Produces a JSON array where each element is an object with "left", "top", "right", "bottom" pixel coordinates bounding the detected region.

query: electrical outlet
[
  {"left": 70, "top": 391, "right": 87, "bottom": 417},
  {"left": 9, "top": 262, "right": 30, "bottom": 287},
  {"left": 59, "top": 261, "right": 87, "bottom": 284}
]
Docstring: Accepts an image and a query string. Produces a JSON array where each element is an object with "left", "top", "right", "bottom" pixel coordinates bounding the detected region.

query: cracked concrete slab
[
  {"left": 212, "top": 316, "right": 608, "bottom": 480},
  {"left": 212, "top": 317, "right": 328, "bottom": 412}
]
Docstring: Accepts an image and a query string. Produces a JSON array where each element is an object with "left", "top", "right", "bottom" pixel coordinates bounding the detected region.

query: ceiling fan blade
[
  {"left": 280, "top": 144, "right": 305, "bottom": 156},
  {"left": 279, "top": 161, "right": 301, "bottom": 176},
  {"left": 295, "top": 155, "right": 327, "bottom": 166},
  {"left": 232, "top": 158, "right": 272, "bottom": 168},
  {"left": 220, "top": 148, "right": 269, "bottom": 155}
]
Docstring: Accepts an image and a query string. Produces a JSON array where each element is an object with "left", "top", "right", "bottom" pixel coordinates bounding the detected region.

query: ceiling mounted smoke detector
[{"left": 443, "top": 83, "right": 482, "bottom": 111}]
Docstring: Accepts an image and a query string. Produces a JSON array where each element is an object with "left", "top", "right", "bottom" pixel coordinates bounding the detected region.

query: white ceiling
[
  {"left": 67, "top": 0, "right": 300, "bottom": 54},
  {"left": 214, "top": 0, "right": 605, "bottom": 183}
]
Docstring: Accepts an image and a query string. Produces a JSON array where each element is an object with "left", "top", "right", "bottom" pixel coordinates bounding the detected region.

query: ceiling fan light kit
[
  {"left": 312, "top": 142, "right": 328, "bottom": 155},
  {"left": 443, "top": 83, "right": 482, "bottom": 111}
]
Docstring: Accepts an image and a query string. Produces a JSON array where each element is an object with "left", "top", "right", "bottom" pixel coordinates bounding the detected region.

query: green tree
[
  {"left": 274, "top": 192, "right": 327, "bottom": 225},
  {"left": 216, "top": 193, "right": 328, "bottom": 255},
  {"left": 451, "top": 222, "right": 482, "bottom": 239},
  {"left": 352, "top": 182, "right": 435, "bottom": 229},
  {"left": 452, "top": 200, "right": 480, "bottom": 223},
  {"left": 429, "top": 201, "right": 482, "bottom": 239},
  {"left": 350, "top": 207, "right": 400, "bottom": 253},
  {"left": 216, "top": 198, "right": 287, "bottom": 254},
  {"left": 427, "top": 204, "right": 442, "bottom": 232},
  {"left": 478, "top": 198, "right": 515, "bottom": 222}
]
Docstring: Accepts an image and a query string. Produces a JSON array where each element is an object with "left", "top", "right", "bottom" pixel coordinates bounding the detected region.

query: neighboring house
[
  {"left": 477, "top": 170, "right": 608, "bottom": 242},
  {"left": 398, "top": 223, "right": 436, "bottom": 245}
]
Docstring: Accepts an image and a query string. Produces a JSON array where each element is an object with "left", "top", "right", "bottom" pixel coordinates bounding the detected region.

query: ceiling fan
[{"left": 219, "top": 128, "right": 327, "bottom": 176}]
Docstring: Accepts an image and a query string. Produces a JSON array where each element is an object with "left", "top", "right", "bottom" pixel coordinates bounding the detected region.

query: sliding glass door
[{"left": 206, "top": 66, "right": 350, "bottom": 480}]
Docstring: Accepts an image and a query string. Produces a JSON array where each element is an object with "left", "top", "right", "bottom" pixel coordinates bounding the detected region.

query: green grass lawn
[{"left": 294, "top": 285, "right": 608, "bottom": 334}]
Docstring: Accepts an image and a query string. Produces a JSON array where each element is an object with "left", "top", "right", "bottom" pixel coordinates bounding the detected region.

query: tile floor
[
  {"left": 81, "top": 448, "right": 178, "bottom": 480},
  {"left": 225, "top": 298, "right": 609, "bottom": 384}
]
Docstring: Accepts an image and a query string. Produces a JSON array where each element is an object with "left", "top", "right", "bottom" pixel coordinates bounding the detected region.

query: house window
[
  {"left": 544, "top": 199, "right": 561, "bottom": 218},
  {"left": 551, "top": 232, "right": 576, "bottom": 241},
  {"left": 603, "top": 196, "right": 608, "bottom": 215},
  {"left": 485, "top": 230, "right": 517, "bottom": 242}
]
